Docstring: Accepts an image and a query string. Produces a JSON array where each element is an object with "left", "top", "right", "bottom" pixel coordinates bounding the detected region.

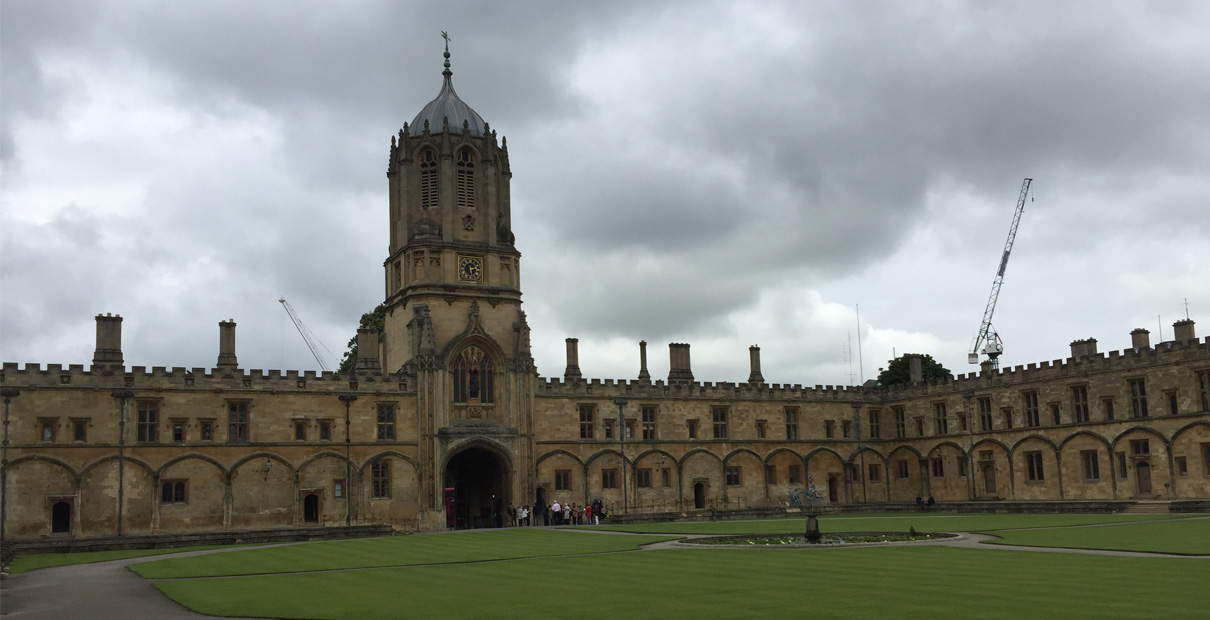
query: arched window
[
  {"left": 452, "top": 345, "right": 493, "bottom": 404},
  {"left": 456, "top": 149, "right": 475, "bottom": 209},
  {"left": 420, "top": 149, "right": 438, "bottom": 209}
]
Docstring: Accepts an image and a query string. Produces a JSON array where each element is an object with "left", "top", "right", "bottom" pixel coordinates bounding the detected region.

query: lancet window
[
  {"left": 456, "top": 148, "right": 475, "bottom": 209},
  {"left": 452, "top": 346, "right": 494, "bottom": 405},
  {"left": 420, "top": 149, "right": 438, "bottom": 209}
]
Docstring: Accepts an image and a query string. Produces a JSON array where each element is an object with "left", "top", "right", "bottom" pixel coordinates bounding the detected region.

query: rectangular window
[
  {"left": 138, "top": 401, "right": 159, "bottom": 443},
  {"left": 1175, "top": 457, "right": 1187, "bottom": 477},
  {"left": 1129, "top": 379, "right": 1148, "bottom": 418},
  {"left": 979, "top": 397, "right": 993, "bottom": 431},
  {"left": 227, "top": 402, "right": 248, "bottom": 444},
  {"left": 712, "top": 407, "right": 728, "bottom": 439},
  {"left": 1002, "top": 408, "right": 1014, "bottom": 430},
  {"left": 931, "top": 457, "right": 944, "bottom": 478},
  {"left": 789, "top": 465, "right": 803, "bottom": 484},
  {"left": 1103, "top": 397, "right": 1115, "bottom": 421},
  {"left": 555, "top": 470, "right": 571, "bottom": 491},
  {"left": 1204, "top": 443, "right": 1210, "bottom": 476},
  {"left": 200, "top": 420, "right": 213, "bottom": 441},
  {"left": 894, "top": 407, "right": 906, "bottom": 438},
  {"left": 1025, "top": 451, "right": 1044, "bottom": 481},
  {"left": 1071, "top": 386, "right": 1090, "bottom": 423},
  {"left": 842, "top": 420, "right": 852, "bottom": 439},
  {"left": 725, "top": 466, "right": 741, "bottom": 486},
  {"left": 319, "top": 420, "right": 332, "bottom": 441},
  {"left": 765, "top": 465, "right": 776, "bottom": 484},
  {"left": 958, "top": 458, "right": 968, "bottom": 477},
  {"left": 915, "top": 418, "right": 925, "bottom": 437},
  {"left": 868, "top": 409, "right": 881, "bottom": 439},
  {"left": 867, "top": 464, "right": 881, "bottom": 483},
  {"left": 72, "top": 419, "right": 88, "bottom": 442},
  {"left": 1081, "top": 450, "right": 1100, "bottom": 481},
  {"left": 933, "top": 403, "right": 948, "bottom": 435},
  {"left": 687, "top": 419, "right": 698, "bottom": 439},
  {"left": 371, "top": 461, "right": 391, "bottom": 498},
  {"left": 39, "top": 419, "right": 56, "bottom": 442},
  {"left": 376, "top": 404, "right": 395, "bottom": 441},
  {"left": 1200, "top": 372, "right": 1210, "bottom": 411},
  {"left": 1117, "top": 452, "right": 1128, "bottom": 478},
  {"left": 579, "top": 404, "right": 595, "bottom": 439},
  {"left": 171, "top": 420, "right": 186, "bottom": 443},
  {"left": 294, "top": 420, "right": 307, "bottom": 441},
  {"left": 637, "top": 468, "right": 652, "bottom": 488},
  {"left": 785, "top": 407, "right": 799, "bottom": 440},
  {"left": 641, "top": 405, "right": 657, "bottom": 440},
  {"left": 756, "top": 420, "right": 767, "bottom": 439},
  {"left": 604, "top": 420, "right": 614, "bottom": 439},
  {"left": 625, "top": 420, "right": 635, "bottom": 439},
  {"left": 824, "top": 420, "right": 835, "bottom": 439},
  {"left": 661, "top": 468, "right": 671, "bottom": 488},
  {"left": 334, "top": 479, "right": 345, "bottom": 499},
  {"left": 1050, "top": 403, "right": 1062, "bottom": 426},
  {"left": 897, "top": 459, "right": 910, "bottom": 479},
  {"left": 161, "top": 480, "right": 187, "bottom": 504},
  {"left": 602, "top": 469, "right": 618, "bottom": 489},
  {"left": 958, "top": 409, "right": 968, "bottom": 432},
  {"left": 1130, "top": 439, "right": 1150, "bottom": 455},
  {"left": 1023, "top": 392, "right": 1040, "bottom": 427}
]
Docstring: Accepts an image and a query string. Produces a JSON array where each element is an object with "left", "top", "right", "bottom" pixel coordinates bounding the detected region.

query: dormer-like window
[
  {"left": 420, "top": 149, "right": 438, "bottom": 209},
  {"left": 452, "top": 346, "right": 493, "bottom": 404},
  {"left": 456, "top": 149, "right": 475, "bottom": 209}
]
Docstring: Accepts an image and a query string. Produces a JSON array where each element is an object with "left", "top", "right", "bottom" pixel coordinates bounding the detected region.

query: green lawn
[
  {"left": 984, "top": 517, "right": 1210, "bottom": 554},
  {"left": 7, "top": 544, "right": 245, "bottom": 575},
  {"left": 155, "top": 545, "right": 1210, "bottom": 620},
  {"left": 578, "top": 512, "right": 1188, "bottom": 535},
  {"left": 133, "top": 528, "right": 676, "bottom": 578}
]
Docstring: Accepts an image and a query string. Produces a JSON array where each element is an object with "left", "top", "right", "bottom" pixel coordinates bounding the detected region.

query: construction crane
[
  {"left": 278, "top": 297, "right": 337, "bottom": 372},
  {"left": 969, "top": 178, "right": 1032, "bottom": 369}
]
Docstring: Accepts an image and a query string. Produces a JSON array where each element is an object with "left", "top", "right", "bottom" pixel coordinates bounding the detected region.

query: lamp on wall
[{"left": 263, "top": 458, "right": 273, "bottom": 480}]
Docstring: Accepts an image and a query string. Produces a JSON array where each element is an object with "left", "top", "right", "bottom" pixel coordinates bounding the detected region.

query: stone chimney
[
  {"left": 92, "top": 313, "right": 124, "bottom": 369},
  {"left": 748, "top": 345, "right": 764, "bottom": 384},
  {"left": 355, "top": 328, "right": 381, "bottom": 371},
  {"left": 1173, "top": 319, "right": 1196, "bottom": 343},
  {"left": 1130, "top": 328, "right": 1151, "bottom": 350},
  {"left": 564, "top": 338, "right": 582, "bottom": 382},
  {"left": 637, "top": 340, "right": 650, "bottom": 382},
  {"left": 908, "top": 354, "right": 924, "bottom": 384},
  {"left": 1070, "top": 338, "right": 1098, "bottom": 359},
  {"left": 668, "top": 343, "right": 694, "bottom": 383},
  {"left": 217, "top": 320, "right": 238, "bottom": 368}
]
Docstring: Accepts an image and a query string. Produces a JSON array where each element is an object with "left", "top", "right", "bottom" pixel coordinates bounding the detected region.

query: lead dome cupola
[{"left": 410, "top": 39, "right": 487, "bottom": 137}]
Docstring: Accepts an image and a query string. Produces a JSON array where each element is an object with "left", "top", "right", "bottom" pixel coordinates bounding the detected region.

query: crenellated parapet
[{"left": 537, "top": 375, "right": 869, "bottom": 403}]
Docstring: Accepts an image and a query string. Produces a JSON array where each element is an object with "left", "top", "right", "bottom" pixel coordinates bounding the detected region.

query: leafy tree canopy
[
  {"left": 876, "top": 354, "right": 952, "bottom": 386},
  {"left": 338, "top": 304, "right": 386, "bottom": 374}
]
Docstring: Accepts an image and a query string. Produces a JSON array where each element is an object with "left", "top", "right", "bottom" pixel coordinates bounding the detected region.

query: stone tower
[{"left": 382, "top": 39, "right": 536, "bottom": 528}]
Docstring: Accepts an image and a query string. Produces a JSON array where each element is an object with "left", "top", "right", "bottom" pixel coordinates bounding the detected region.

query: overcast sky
[{"left": 3, "top": 0, "right": 1208, "bottom": 387}]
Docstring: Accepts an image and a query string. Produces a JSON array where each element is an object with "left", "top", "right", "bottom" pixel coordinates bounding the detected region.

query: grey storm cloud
[{"left": 2, "top": 0, "right": 1208, "bottom": 385}]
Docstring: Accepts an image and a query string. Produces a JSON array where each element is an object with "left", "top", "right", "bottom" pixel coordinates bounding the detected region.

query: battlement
[
  {"left": 0, "top": 361, "right": 414, "bottom": 393},
  {"left": 537, "top": 375, "right": 862, "bottom": 401}
]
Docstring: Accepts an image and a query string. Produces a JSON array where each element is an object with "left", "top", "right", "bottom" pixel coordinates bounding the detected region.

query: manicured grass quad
[
  {"left": 984, "top": 517, "right": 1210, "bottom": 555},
  {"left": 136, "top": 515, "right": 1209, "bottom": 620}
]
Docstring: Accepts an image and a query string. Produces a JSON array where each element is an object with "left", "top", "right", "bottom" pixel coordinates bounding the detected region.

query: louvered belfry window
[
  {"left": 420, "top": 149, "right": 438, "bottom": 209},
  {"left": 456, "top": 149, "right": 475, "bottom": 209}
]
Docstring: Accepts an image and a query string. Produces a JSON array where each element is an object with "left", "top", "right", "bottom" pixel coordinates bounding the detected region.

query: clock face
[{"left": 459, "top": 256, "right": 482, "bottom": 282}]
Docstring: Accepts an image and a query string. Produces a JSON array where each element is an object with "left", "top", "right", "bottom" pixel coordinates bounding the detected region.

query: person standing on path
[{"left": 551, "top": 500, "right": 562, "bottom": 525}]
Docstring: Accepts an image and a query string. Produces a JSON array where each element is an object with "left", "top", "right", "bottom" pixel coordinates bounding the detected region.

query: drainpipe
[
  {"left": 963, "top": 391, "right": 975, "bottom": 502},
  {"left": 112, "top": 390, "right": 134, "bottom": 536},
  {"left": 339, "top": 394, "right": 358, "bottom": 527},
  {"left": 1, "top": 388, "right": 19, "bottom": 544},
  {"left": 615, "top": 398, "right": 628, "bottom": 514}
]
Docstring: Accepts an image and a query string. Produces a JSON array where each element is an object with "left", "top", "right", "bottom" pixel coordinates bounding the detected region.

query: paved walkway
[{"left": 3, "top": 522, "right": 1207, "bottom": 619}]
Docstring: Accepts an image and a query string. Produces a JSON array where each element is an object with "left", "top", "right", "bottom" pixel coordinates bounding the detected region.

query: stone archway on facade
[{"left": 445, "top": 444, "right": 511, "bottom": 529}]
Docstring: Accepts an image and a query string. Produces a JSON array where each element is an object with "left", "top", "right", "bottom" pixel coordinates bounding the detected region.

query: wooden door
[
  {"left": 1136, "top": 462, "right": 1152, "bottom": 495},
  {"left": 982, "top": 465, "right": 997, "bottom": 495}
]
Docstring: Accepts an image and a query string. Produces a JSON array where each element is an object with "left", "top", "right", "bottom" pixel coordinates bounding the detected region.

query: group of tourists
[{"left": 507, "top": 498, "right": 607, "bottom": 527}]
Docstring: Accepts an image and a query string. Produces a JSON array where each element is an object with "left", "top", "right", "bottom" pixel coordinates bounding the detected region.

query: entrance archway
[
  {"left": 445, "top": 446, "right": 509, "bottom": 529},
  {"left": 51, "top": 501, "right": 71, "bottom": 534},
  {"left": 693, "top": 482, "right": 705, "bottom": 509},
  {"left": 1136, "top": 461, "right": 1152, "bottom": 496},
  {"left": 303, "top": 494, "right": 320, "bottom": 524}
]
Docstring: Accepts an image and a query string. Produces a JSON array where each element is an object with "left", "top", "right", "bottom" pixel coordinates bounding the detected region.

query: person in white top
[{"left": 551, "top": 501, "right": 562, "bottom": 525}]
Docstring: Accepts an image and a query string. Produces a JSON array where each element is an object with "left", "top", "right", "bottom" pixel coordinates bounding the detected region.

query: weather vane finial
[{"left": 441, "top": 31, "right": 451, "bottom": 70}]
